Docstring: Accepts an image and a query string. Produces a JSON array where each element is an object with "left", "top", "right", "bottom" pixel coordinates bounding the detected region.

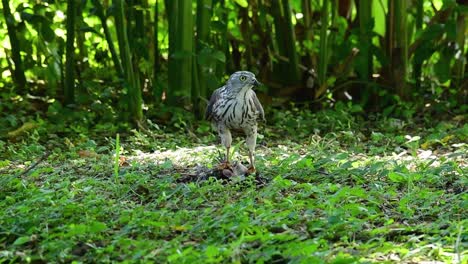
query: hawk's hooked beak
[{"left": 252, "top": 79, "right": 262, "bottom": 87}]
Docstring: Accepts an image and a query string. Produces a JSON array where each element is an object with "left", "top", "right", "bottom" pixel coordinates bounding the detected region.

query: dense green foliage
[
  {"left": 0, "top": 0, "right": 466, "bottom": 126},
  {"left": 0, "top": 0, "right": 467, "bottom": 262}
]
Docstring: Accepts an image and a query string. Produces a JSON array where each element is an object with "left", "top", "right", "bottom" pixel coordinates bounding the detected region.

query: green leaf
[
  {"left": 388, "top": 171, "right": 405, "bottom": 183},
  {"left": 69, "top": 224, "right": 87, "bottom": 236},
  {"left": 41, "top": 23, "right": 56, "bottom": 42},
  {"left": 413, "top": 41, "right": 435, "bottom": 64},
  {"left": 205, "top": 245, "right": 219, "bottom": 258},
  {"left": 0, "top": 159, "right": 11, "bottom": 168},
  {"left": 13, "top": 236, "right": 30, "bottom": 246},
  {"left": 161, "top": 159, "right": 173, "bottom": 169},
  {"left": 331, "top": 255, "right": 358, "bottom": 264},
  {"left": 434, "top": 54, "right": 451, "bottom": 83},
  {"left": 198, "top": 47, "right": 225, "bottom": 65},
  {"left": 89, "top": 221, "right": 108, "bottom": 233},
  {"left": 211, "top": 50, "right": 226, "bottom": 63},
  {"left": 372, "top": 0, "right": 387, "bottom": 36},
  {"left": 416, "top": 24, "right": 444, "bottom": 42},
  {"left": 234, "top": 0, "right": 248, "bottom": 8}
]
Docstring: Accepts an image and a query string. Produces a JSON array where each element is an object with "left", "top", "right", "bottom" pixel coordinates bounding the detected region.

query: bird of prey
[{"left": 205, "top": 71, "right": 264, "bottom": 173}]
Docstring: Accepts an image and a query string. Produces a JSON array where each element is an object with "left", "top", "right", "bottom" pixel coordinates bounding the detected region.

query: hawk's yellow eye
[{"left": 239, "top": 75, "right": 247, "bottom": 82}]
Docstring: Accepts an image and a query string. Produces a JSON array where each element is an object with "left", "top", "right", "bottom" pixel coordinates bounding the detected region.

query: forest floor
[{"left": 0, "top": 106, "right": 467, "bottom": 263}]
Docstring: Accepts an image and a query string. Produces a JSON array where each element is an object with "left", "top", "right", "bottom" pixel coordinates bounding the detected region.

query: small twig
[{"left": 16, "top": 151, "right": 51, "bottom": 177}]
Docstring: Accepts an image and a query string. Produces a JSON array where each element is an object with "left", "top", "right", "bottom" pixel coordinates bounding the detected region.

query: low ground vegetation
[{"left": 1, "top": 105, "right": 466, "bottom": 263}]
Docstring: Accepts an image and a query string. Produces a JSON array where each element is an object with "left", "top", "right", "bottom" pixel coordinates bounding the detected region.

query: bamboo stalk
[
  {"left": 454, "top": 10, "right": 466, "bottom": 87},
  {"left": 166, "top": 0, "right": 178, "bottom": 102},
  {"left": 301, "top": 0, "right": 313, "bottom": 67},
  {"left": 221, "top": 0, "right": 234, "bottom": 75},
  {"left": 1, "top": 0, "right": 26, "bottom": 91},
  {"left": 75, "top": 0, "right": 87, "bottom": 71},
  {"left": 195, "top": 0, "right": 213, "bottom": 117},
  {"left": 196, "top": 0, "right": 212, "bottom": 99},
  {"left": 358, "top": 0, "right": 372, "bottom": 81},
  {"left": 64, "top": 0, "right": 77, "bottom": 105},
  {"left": 91, "top": 0, "right": 124, "bottom": 78},
  {"left": 153, "top": 0, "right": 162, "bottom": 102},
  {"left": 318, "top": 0, "right": 329, "bottom": 87},
  {"left": 154, "top": 0, "right": 160, "bottom": 73},
  {"left": 115, "top": 0, "right": 143, "bottom": 122},
  {"left": 394, "top": 0, "right": 408, "bottom": 99},
  {"left": 239, "top": 6, "right": 253, "bottom": 69},
  {"left": 167, "top": 0, "right": 193, "bottom": 104},
  {"left": 175, "top": 0, "right": 193, "bottom": 100},
  {"left": 281, "top": 0, "right": 300, "bottom": 83},
  {"left": 413, "top": 0, "right": 423, "bottom": 89},
  {"left": 126, "top": 0, "right": 136, "bottom": 51},
  {"left": 271, "top": 0, "right": 300, "bottom": 84},
  {"left": 129, "top": 0, "right": 145, "bottom": 102}
]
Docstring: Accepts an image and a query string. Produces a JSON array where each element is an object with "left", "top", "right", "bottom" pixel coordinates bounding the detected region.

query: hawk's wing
[
  {"left": 252, "top": 92, "right": 265, "bottom": 122},
  {"left": 205, "top": 87, "right": 223, "bottom": 121}
]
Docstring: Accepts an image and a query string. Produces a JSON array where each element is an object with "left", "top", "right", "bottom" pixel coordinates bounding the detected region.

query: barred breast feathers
[{"left": 206, "top": 83, "right": 262, "bottom": 130}]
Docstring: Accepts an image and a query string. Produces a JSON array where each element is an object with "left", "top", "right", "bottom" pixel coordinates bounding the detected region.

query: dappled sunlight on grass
[{"left": 130, "top": 145, "right": 218, "bottom": 166}]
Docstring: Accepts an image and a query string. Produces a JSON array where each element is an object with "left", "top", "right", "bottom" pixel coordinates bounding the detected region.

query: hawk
[{"left": 205, "top": 71, "right": 265, "bottom": 173}]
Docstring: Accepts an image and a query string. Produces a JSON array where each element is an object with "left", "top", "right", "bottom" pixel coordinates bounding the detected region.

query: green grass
[{"left": 0, "top": 107, "right": 467, "bottom": 263}]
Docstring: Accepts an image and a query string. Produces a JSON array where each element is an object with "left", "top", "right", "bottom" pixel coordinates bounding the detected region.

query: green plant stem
[
  {"left": 114, "top": 133, "right": 120, "bottom": 179},
  {"left": 64, "top": 0, "right": 77, "bottom": 105},
  {"left": 192, "top": 57, "right": 201, "bottom": 118}
]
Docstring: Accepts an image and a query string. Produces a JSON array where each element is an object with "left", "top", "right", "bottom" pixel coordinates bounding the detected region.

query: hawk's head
[{"left": 226, "top": 71, "right": 261, "bottom": 94}]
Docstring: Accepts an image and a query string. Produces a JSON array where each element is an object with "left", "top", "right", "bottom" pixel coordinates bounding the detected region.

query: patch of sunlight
[
  {"left": 406, "top": 243, "right": 460, "bottom": 264},
  {"left": 56, "top": 10, "right": 65, "bottom": 20},
  {"left": 291, "top": 15, "right": 297, "bottom": 25},
  {"left": 54, "top": 28, "right": 66, "bottom": 38},
  {"left": 130, "top": 145, "right": 218, "bottom": 166},
  {"left": 295, "top": 13, "right": 303, "bottom": 19},
  {"left": 13, "top": 12, "right": 21, "bottom": 22},
  {"left": 2, "top": 70, "right": 11, "bottom": 78},
  {"left": 433, "top": 0, "right": 443, "bottom": 10},
  {"left": 2, "top": 39, "right": 11, "bottom": 50},
  {"left": 372, "top": 146, "right": 467, "bottom": 172}
]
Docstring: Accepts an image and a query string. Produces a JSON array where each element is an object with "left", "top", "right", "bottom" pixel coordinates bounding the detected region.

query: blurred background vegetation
[{"left": 0, "top": 0, "right": 466, "bottom": 134}]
